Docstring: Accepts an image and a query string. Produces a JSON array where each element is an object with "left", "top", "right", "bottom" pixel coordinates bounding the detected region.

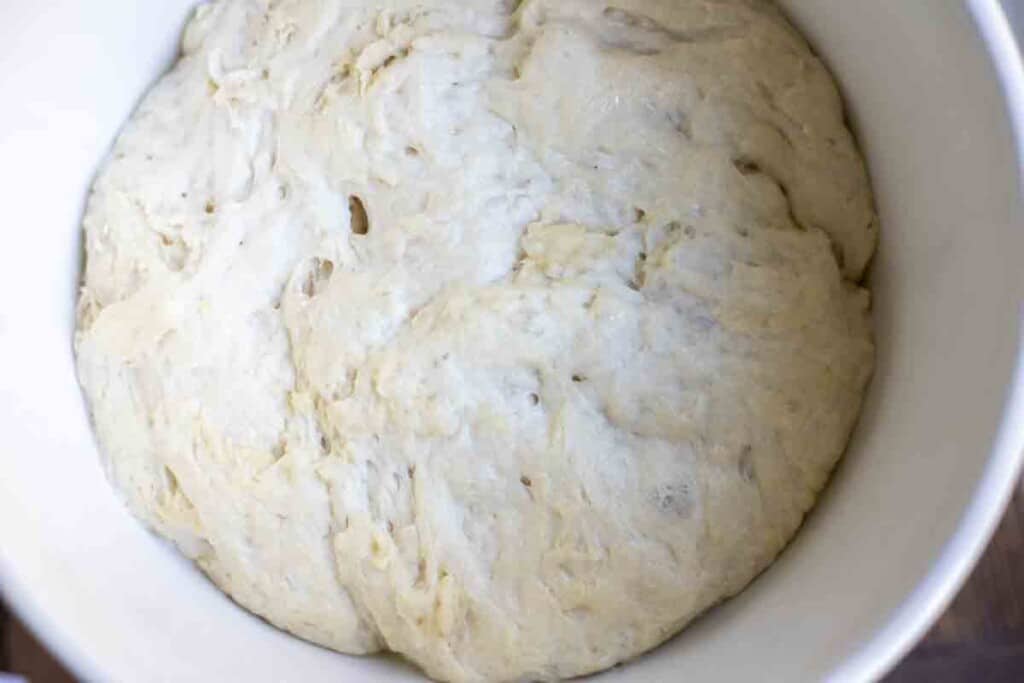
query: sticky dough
[{"left": 76, "top": 0, "right": 876, "bottom": 680}]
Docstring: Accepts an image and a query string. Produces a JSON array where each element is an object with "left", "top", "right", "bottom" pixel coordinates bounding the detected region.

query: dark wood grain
[
  {"left": 886, "top": 478, "right": 1024, "bottom": 682},
  {"left": 3, "top": 617, "right": 75, "bottom": 683},
  {"left": 3, "top": 484, "right": 1024, "bottom": 681},
  {"left": 0, "top": 599, "right": 8, "bottom": 671}
]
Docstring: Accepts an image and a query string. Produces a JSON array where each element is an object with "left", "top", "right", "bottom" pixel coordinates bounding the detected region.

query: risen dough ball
[{"left": 76, "top": 0, "right": 876, "bottom": 680}]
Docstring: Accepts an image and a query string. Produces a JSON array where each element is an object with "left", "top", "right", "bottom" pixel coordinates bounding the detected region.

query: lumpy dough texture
[{"left": 75, "top": 0, "right": 877, "bottom": 680}]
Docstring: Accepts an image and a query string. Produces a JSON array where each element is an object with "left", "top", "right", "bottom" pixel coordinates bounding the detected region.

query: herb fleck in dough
[{"left": 76, "top": 1, "right": 877, "bottom": 680}]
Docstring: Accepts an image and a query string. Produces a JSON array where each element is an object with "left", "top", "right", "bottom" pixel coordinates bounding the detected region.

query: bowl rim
[
  {"left": 2, "top": 1, "right": 1023, "bottom": 681},
  {"left": 830, "top": 5, "right": 1024, "bottom": 680}
]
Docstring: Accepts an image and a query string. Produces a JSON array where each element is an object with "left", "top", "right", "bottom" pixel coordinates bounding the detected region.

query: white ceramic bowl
[{"left": 2, "top": 2, "right": 1023, "bottom": 681}]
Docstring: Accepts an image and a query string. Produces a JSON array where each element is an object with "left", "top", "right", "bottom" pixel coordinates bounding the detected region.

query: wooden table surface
[{"left": 3, "top": 482, "right": 1023, "bottom": 682}]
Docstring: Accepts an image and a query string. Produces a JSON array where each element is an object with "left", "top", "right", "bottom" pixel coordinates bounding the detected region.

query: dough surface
[{"left": 75, "top": 0, "right": 876, "bottom": 680}]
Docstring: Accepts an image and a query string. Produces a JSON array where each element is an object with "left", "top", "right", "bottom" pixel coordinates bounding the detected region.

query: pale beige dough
[{"left": 76, "top": 0, "right": 876, "bottom": 680}]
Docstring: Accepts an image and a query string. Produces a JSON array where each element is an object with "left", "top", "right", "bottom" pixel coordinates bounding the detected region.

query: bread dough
[{"left": 75, "top": 0, "right": 876, "bottom": 680}]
